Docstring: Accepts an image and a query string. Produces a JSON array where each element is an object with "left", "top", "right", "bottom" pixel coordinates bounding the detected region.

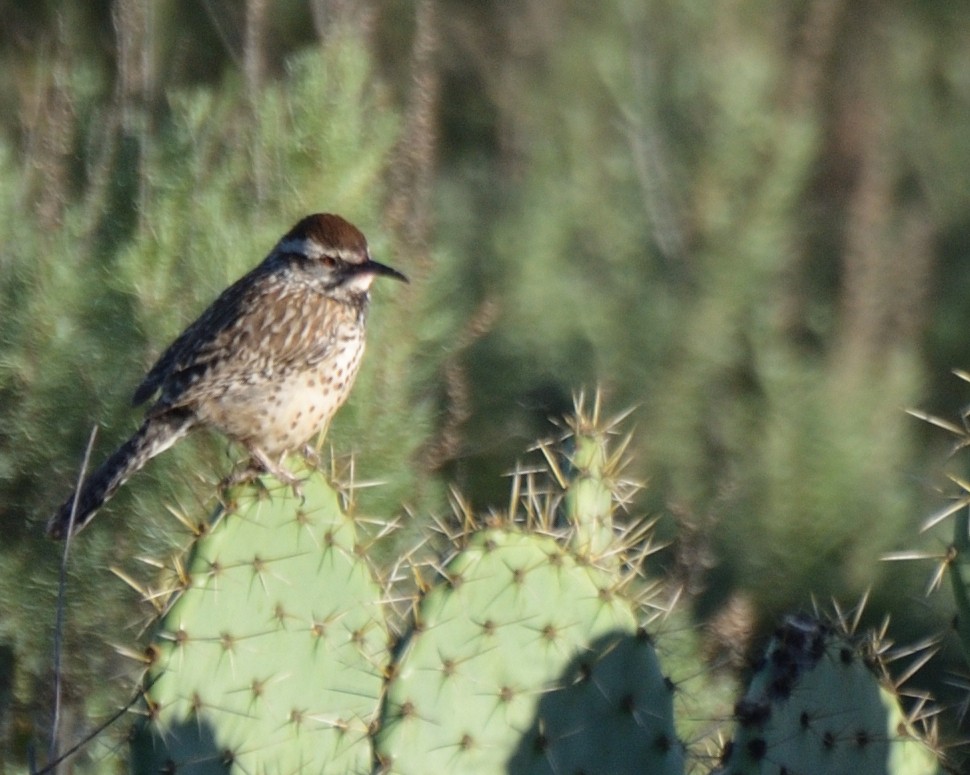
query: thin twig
[
  {"left": 35, "top": 677, "right": 158, "bottom": 775},
  {"left": 48, "top": 425, "right": 98, "bottom": 770}
]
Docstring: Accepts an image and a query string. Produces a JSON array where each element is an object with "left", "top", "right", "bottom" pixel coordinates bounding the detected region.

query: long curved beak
[{"left": 360, "top": 257, "right": 409, "bottom": 283}]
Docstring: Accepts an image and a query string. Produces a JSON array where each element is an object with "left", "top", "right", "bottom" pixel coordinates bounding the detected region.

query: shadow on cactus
[
  {"left": 122, "top": 392, "right": 686, "bottom": 774},
  {"left": 373, "top": 393, "right": 684, "bottom": 773},
  {"left": 714, "top": 613, "right": 943, "bottom": 775},
  {"left": 373, "top": 528, "right": 683, "bottom": 774},
  {"left": 506, "top": 629, "right": 680, "bottom": 774},
  {"left": 111, "top": 392, "right": 949, "bottom": 774},
  {"left": 130, "top": 715, "right": 225, "bottom": 774}
]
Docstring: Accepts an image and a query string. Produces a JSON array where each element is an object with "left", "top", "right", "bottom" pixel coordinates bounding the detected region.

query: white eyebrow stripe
[
  {"left": 275, "top": 238, "right": 366, "bottom": 263},
  {"left": 277, "top": 238, "right": 321, "bottom": 257}
]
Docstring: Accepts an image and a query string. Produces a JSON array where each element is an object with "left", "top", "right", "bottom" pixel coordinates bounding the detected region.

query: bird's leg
[
  {"left": 247, "top": 444, "right": 304, "bottom": 498},
  {"left": 220, "top": 461, "right": 264, "bottom": 491},
  {"left": 219, "top": 442, "right": 262, "bottom": 490},
  {"left": 301, "top": 443, "right": 322, "bottom": 470}
]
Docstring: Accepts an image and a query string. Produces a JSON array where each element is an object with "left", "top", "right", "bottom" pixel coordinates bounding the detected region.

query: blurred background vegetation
[{"left": 2, "top": 0, "right": 970, "bottom": 769}]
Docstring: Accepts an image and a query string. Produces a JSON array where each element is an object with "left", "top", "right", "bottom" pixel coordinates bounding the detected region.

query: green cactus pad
[
  {"left": 130, "top": 468, "right": 388, "bottom": 774},
  {"left": 717, "top": 616, "right": 940, "bottom": 775},
  {"left": 565, "top": 431, "right": 617, "bottom": 561},
  {"left": 375, "top": 528, "right": 683, "bottom": 775}
]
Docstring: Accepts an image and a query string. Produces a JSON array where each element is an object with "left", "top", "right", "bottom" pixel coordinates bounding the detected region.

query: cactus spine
[
  {"left": 716, "top": 616, "right": 941, "bottom": 775},
  {"left": 375, "top": 397, "right": 683, "bottom": 773},
  {"left": 117, "top": 397, "right": 945, "bottom": 774},
  {"left": 130, "top": 467, "right": 388, "bottom": 773}
]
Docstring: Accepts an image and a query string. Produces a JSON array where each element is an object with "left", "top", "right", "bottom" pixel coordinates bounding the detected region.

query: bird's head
[{"left": 276, "top": 213, "right": 408, "bottom": 293}]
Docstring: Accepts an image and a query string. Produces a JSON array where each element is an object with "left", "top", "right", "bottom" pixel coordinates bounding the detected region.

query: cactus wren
[{"left": 48, "top": 213, "right": 407, "bottom": 538}]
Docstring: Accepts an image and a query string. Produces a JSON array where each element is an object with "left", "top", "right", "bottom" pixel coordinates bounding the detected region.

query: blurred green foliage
[{"left": 2, "top": 0, "right": 970, "bottom": 768}]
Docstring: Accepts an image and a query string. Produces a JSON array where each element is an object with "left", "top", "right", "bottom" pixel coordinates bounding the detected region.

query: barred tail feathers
[{"left": 48, "top": 412, "right": 193, "bottom": 539}]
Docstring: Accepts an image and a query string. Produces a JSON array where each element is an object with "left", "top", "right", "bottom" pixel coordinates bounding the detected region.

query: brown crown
[{"left": 286, "top": 213, "right": 369, "bottom": 255}]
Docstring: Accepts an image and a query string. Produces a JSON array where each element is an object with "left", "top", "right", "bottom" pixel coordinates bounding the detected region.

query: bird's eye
[{"left": 320, "top": 256, "right": 337, "bottom": 268}]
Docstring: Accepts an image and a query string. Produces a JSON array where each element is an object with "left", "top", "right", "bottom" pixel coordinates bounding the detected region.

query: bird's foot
[
  {"left": 220, "top": 463, "right": 263, "bottom": 491},
  {"left": 247, "top": 446, "right": 306, "bottom": 500},
  {"left": 301, "top": 444, "right": 322, "bottom": 470}
]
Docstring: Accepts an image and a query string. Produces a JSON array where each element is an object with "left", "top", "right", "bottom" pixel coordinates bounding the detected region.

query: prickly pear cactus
[
  {"left": 375, "top": 396, "right": 683, "bottom": 775},
  {"left": 538, "top": 394, "right": 632, "bottom": 565},
  {"left": 130, "top": 466, "right": 388, "bottom": 774},
  {"left": 115, "top": 393, "right": 946, "bottom": 775},
  {"left": 374, "top": 528, "right": 683, "bottom": 775},
  {"left": 564, "top": 428, "right": 616, "bottom": 560},
  {"left": 715, "top": 616, "right": 941, "bottom": 775}
]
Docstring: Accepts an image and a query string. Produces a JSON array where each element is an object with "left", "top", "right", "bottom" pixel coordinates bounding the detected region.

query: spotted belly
[{"left": 198, "top": 345, "right": 365, "bottom": 456}]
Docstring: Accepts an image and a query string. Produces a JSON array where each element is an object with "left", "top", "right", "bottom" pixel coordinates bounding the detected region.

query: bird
[{"left": 47, "top": 213, "right": 408, "bottom": 539}]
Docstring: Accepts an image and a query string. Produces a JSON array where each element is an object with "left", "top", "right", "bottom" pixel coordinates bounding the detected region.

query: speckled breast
[{"left": 197, "top": 324, "right": 366, "bottom": 455}]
